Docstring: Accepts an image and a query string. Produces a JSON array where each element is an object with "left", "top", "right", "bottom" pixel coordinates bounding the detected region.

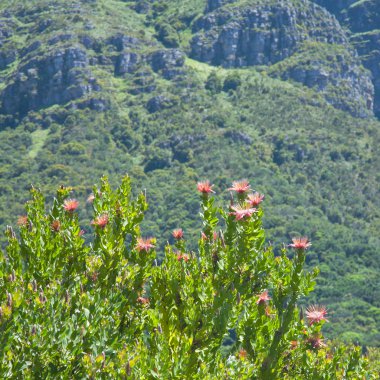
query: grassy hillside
[{"left": 0, "top": 0, "right": 379, "bottom": 346}]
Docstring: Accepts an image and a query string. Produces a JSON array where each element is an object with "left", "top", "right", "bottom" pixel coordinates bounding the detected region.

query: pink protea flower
[
  {"left": 307, "top": 335, "right": 327, "bottom": 349},
  {"left": 247, "top": 192, "right": 265, "bottom": 207},
  {"left": 136, "top": 237, "right": 155, "bottom": 252},
  {"left": 17, "top": 215, "right": 28, "bottom": 226},
  {"left": 289, "top": 237, "right": 311, "bottom": 250},
  {"left": 172, "top": 228, "right": 184, "bottom": 239},
  {"left": 256, "top": 290, "right": 271, "bottom": 305},
  {"left": 51, "top": 220, "right": 61, "bottom": 232},
  {"left": 63, "top": 199, "right": 79, "bottom": 212},
  {"left": 228, "top": 180, "right": 251, "bottom": 193},
  {"left": 229, "top": 205, "right": 257, "bottom": 221},
  {"left": 305, "top": 305, "right": 328, "bottom": 325},
  {"left": 197, "top": 180, "right": 215, "bottom": 194},
  {"left": 87, "top": 193, "right": 95, "bottom": 203},
  {"left": 91, "top": 214, "right": 109, "bottom": 229},
  {"left": 238, "top": 349, "right": 248, "bottom": 360},
  {"left": 177, "top": 253, "right": 190, "bottom": 262},
  {"left": 137, "top": 296, "right": 150, "bottom": 305},
  {"left": 201, "top": 231, "right": 208, "bottom": 241}
]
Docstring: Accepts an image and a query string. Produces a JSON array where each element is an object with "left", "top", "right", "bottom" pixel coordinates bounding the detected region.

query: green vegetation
[
  {"left": 0, "top": 176, "right": 375, "bottom": 378},
  {"left": 0, "top": 0, "right": 379, "bottom": 348}
]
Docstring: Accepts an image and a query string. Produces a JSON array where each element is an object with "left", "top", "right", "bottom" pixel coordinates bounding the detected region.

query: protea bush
[{"left": 0, "top": 176, "right": 372, "bottom": 378}]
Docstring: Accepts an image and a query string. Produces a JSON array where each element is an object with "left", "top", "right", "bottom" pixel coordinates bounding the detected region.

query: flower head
[
  {"left": 17, "top": 215, "right": 28, "bottom": 227},
  {"left": 307, "top": 335, "right": 327, "bottom": 349},
  {"left": 305, "top": 305, "right": 328, "bottom": 325},
  {"left": 229, "top": 205, "right": 257, "bottom": 221},
  {"left": 51, "top": 220, "right": 61, "bottom": 232},
  {"left": 87, "top": 194, "right": 95, "bottom": 203},
  {"left": 137, "top": 296, "right": 150, "bottom": 305},
  {"left": 197, "top": 181, "right": 215, "bottom": 194},
  {"left": 136, "top": 237, "right": 155, "bottom": 252},
  {"left": 91, "top": 214, "right": 109, "bottom": 229},
  {"left": 63, "top": 199, "right": 79, "bottom": 212},
  {"left": 177, "top": 253, "right": 190, "bottom": 262},
  {"left": 289, "top": 237, "right": 311, "bottom": 250},
  {"left": 228, "top": 180, "right": 251, "bottom": 193},
  {"left": 172, "top": 228, "right": 184, "bottom": 239},
  {"left": 238, "top": 349, "right": 248, "bottom": 360},
  {"left": 247, "top": 192, "right": 265, "bottom": 207},
  {"left": 256, "top": 290, "right": 271, "bottom": 305}
]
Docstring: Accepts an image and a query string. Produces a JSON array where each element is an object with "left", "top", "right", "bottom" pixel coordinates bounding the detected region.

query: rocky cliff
[
  {"left": 190, "top": 0, "right": 374, "bottom": 117},
  {"left": 0, "top": 3, "right": 185, "bottom": 120},
  {"left": 313, "top": 0, "right": 380, "bottom": 117}
]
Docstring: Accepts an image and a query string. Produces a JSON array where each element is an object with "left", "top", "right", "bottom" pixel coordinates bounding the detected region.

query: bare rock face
[
  {"left": 149, "top": 49, "right": 185, "bottom": 79},
  {"left": 115, "top": 52, "right": 140, "bottom": 75},
  {"left": 190, "top": 0, "right": 374, "bottom": 117},
  {"left": 268, "top": 44, "right": 374, "bottom": 118},
  {"left": 0, "top": 18, "right": 16, "bottom": 69},
  {"left": 313, "top": 0, "right": 380, "bottom": 118},
  {"left": 206, "top": 0, "right": 236, "bottom": 12},
  {"left": 352, "top": 31, "right": 380, "bottom": 118},
  {"left": 1, "top": 47, "right": 99, "bottom": 116},
  {"left": 192, "top": 0, "right": 347, "bottom": 67}
]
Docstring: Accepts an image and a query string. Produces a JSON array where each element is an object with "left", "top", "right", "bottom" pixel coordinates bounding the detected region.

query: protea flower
[
  {"left": 137, "top": 297, "right": 150, "bottom": 305},
  {"left": 17, "top": 215, "right": 28, "bottom": 226},
  {"left": 289, "top": 237, "right": 311, "bottom": 250},
  {"left": 229, "top": 205, "right": 257, "bottom": 221},
  {"left": 307, "top": 335, "right": 327, "bottom": 349},
  {"left": 91, "top": 214, "right": 109, "bottom": 229},
  {"left": 256, "top": 290, "right": 271, "bottom": 305},
  {"left": 136, "top": 238, "right": 155, "bottom": 252},
  {"left": 247, "top": 192, "right": 265, "bottom": 207},
  {"left": 238, "top": 349, "right": 248, "bottom": 360},
  {"left": 51, "top": 220, "right": 61, "bottom": 232},
  {"left": 176, "top": 253, "right": 190, "bottom": 262},
  {"left": 228, "top": 180, "right": 251, "bottom": 193},
  {"left": 63, "top": 199, "right": 79, "bottom": 212},
  {"left": 305, "top": 305, "right": 328, "bottom": 325},
  {"left": 197, "top": 181, "right": 215, "bottom": 194},
  {"left": 87, "top": 193, "right": 95, "bottom": 203},
  {"left": 172, "top": 228, "right": 184, "bottom": 239}
]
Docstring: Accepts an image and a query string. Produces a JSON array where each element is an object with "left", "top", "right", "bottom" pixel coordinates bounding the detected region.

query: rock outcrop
[
  {"left": 352, "top": 31, "right": 380, "bottom": 118},
  {"left": 190, "top": 0, "right": 374, "bottom": 117},
  {"left": 149, "top": 49, "right": 185, "bottom": 79},
  {"left": 268, "top": 43, "right": 374, "bottom": 117},
  {"left": 192, "top": 0, "right": 347, "bottom": 67},
  {"left": 1, "top": 47, "right": 99, "bottom": 116},
  {"left": 313, "top": 0, "right": 380, "bottom": 117},
  {"left": 0, "top": 21, "right": 185, "bottom": 117}
]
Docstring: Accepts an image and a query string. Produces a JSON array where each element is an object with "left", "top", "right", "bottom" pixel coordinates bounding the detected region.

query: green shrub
[{"left": 0, "top": 176, "right": 372, "bottom": 378}]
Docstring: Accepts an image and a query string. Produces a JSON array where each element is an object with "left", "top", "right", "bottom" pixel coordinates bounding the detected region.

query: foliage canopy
[{"left": 0, "top": 176, "right": 372, "bottom": 378}]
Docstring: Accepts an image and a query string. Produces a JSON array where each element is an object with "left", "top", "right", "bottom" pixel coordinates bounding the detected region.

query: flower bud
[
  {"left": 126, "top": 361, "right": 131, "bottom": 376},
  {"left": 64, "top": 290, "right": 70, "bottom": 304},
  {"left": 39, "top": 291, "right": 47, "bottom": 304},
  {"left": 7, "top": 292, "right": 12, "bottom": 308}
]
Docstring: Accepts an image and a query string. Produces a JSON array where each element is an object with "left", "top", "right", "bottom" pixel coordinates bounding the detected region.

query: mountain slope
[{"left": 0, "top": 0, "right": 380, "bottom": 345}]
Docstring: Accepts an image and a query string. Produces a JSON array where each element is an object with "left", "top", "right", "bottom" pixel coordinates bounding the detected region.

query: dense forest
[{"left": 0, "top": 0, "right": 379, "bottom": 349}]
